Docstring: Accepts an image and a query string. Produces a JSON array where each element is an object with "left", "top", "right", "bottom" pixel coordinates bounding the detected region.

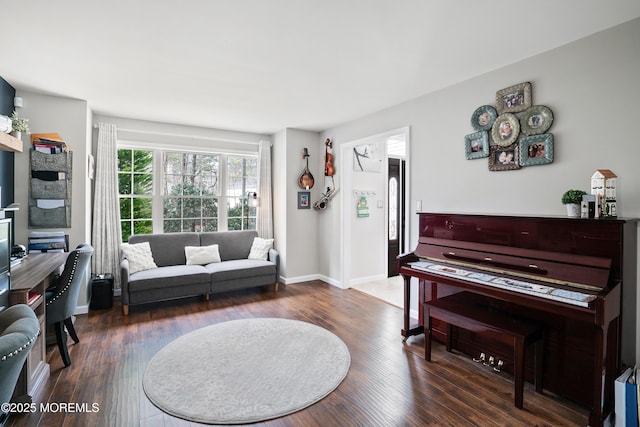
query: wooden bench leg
[
  {"left": 424, "top": 309, "right": 432, "bottom": 362},
  {"left": 534, "top": 336, "right": 544, "bottom": 393},
  {"left": 514, "top": 338, "right": 525, "bottom": 409}
]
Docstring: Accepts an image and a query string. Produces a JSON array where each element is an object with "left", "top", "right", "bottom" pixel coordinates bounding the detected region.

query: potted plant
[
  {"left": 10, "top": 110, "right": 29, "bottom": 139},
  {"left": 561, "top": 189, "right": 587, "bottom": 217}
]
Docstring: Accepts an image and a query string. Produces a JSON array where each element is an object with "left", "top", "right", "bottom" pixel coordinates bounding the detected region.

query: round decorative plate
[
  {"left": 470, "top": 105, "right": 497, "bottom": 131},
  {"left": 520, "top": 105, "right": 553, "bottom": 135},
  {"left": 491, "top": 113, "right": 520, "bottom": 147}
]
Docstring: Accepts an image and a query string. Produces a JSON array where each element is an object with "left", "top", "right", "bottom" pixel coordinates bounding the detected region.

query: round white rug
[{"left": 142, "top": 318, "right": 351, "bottom": 424}]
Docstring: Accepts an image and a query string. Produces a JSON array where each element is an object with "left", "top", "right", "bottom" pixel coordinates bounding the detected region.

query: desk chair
[
  {"left": 0, "top": 304, "right": 40, "bottom": 424},
  {"left": 46, "top": 243, "right": 93, "bottom": 367}
]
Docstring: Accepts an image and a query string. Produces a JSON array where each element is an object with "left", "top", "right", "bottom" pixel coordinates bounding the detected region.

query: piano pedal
[
  {"left": 472, "top": 352, "right": 486, "bottom": 363},
  {"left": 484, "top": 355, "right": 495, "bottom": 366},
  {"left": 493, "top": 359, "right": 504, "bottom": 373}
]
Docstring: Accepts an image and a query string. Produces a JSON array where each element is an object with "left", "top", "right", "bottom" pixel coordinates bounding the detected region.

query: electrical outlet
[{"left": 416, "top": 200, "right": 422, "bottom": 211}]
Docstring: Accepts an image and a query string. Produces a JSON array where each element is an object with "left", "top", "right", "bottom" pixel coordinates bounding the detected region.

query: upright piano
[{"left": 398, "top": 212, "right": 637, "bottom": 427}]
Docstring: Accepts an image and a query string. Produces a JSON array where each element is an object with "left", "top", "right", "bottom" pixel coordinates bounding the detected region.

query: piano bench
[{"left": 424, "top": 292, "right": 544, "bottom": 409}]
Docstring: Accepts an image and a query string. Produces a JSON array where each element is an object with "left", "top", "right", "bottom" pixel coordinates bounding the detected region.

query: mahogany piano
[{"left": 398, "top": 212, "right": 637, "bottom": 427}]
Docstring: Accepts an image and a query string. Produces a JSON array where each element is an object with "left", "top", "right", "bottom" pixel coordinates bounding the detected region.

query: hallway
[{"left": 350, "top": 275, "right": 403, "bottom": 308}]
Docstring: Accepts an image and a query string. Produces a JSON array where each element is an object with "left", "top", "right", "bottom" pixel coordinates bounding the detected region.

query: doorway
[
  {"left": 341, "top": 128, "right": 409, "bottom": 306},
  {"left": 387, "top": 157, "right": 405, "bottom": 277}
]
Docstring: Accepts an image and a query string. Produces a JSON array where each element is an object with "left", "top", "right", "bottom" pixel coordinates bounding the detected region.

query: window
[
  {"left": 118, "top": 147, "right": 257, "bottom": 242},
  {"left": 118, "top": 149, "right": 153, "bottom": 242},
  {"left": 226, "top": 156, "right": 257, "bottom": 230},
  {"left": 163, "top": 152, "right": 219, "bottom": 233}
]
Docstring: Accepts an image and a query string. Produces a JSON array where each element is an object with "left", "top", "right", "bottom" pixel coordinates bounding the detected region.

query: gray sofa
[{"left": 120, "top": 230, "right": 279, "bottom": 315}]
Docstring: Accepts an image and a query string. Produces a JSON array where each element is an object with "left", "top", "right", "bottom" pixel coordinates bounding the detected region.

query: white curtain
[
  {"left": 91, "top": 123, "right": 122, "bottom": 288},
  {"left": 257, "top": 140, "right": 273, "bottom": 239}
]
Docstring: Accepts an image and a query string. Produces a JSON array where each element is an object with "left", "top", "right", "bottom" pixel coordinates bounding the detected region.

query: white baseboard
[
  {"left": 75, "top": 304, "right": 88, "bottom": 315},
  {"left": 281, "top": 274, "right": 345, "bottom": 288}
]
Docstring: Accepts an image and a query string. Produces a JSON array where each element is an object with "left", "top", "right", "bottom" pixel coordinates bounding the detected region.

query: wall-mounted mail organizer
[{"left": 28, "top": 133, "right": 72, "bottom": 228}]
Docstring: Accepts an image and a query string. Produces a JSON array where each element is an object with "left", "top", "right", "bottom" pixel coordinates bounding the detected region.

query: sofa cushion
[
  {"left": 120, "top": 242, "right": 158, "bottom": 274},
  {"left": 248, "top": 237, "right": 274, "bottom": 260},
  {"left": 129, "top": 233, "right": 200, "bottom": 267},
  {"left": 185, "top": 244, "right": 221, "bottom": 265},
  {"left": 200, "top": 230, "right": 257, "bottom": 261},
  {"left": 205, "top": 259, "right": 276, "bottom": 282},
  {"left": 128, "top": 265, "right": 210, "bottom": 292}
]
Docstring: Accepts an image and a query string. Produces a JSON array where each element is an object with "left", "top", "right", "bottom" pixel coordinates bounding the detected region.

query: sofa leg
[
  {"left": 205, "top": 293, "right": 210, "bottom": 301},
  {"left": 275, "top": 282, "right": 279, "bottom": 292},
  {"left": 123, "top": 305, "right": 129, "bottom": 316}
]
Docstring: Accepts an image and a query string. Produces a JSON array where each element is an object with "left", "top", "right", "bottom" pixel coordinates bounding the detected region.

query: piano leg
[{"left": 401, "top": 274, "right": 424, "bottom": 342}]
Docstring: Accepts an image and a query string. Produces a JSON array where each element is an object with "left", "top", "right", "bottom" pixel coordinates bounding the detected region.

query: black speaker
[{"left": 90, "top": 274, "right": 114, "bottom": 310}]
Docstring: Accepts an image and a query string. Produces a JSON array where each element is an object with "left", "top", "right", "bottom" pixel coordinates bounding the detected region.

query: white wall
[
  {"left": 321, "top": 18, "right": 640, "bottom": 364},
  {"left": 13, "top": 91, "right": 92, "bottom": 309}
]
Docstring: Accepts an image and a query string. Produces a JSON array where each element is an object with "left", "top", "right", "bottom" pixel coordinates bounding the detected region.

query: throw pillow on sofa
[
  {"left": 120, "top": 241, "right": 158, "bottom": 274},
  {"left": 185, "top": 244, "right": 221, "bottom": 265},
  {"left": 248, "top": 237, "right": 274, "bottom": 261}
]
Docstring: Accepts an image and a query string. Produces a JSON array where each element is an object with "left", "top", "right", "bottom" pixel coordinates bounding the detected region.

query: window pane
[
  {"left": 164, "top": 152, "right": 184, "bottom": 174},
  {"left": 118, "top": 149, "right": 132, "bottom": 172},
  {"left": 202, "top": 198, "right": 218, "bottom": 217},
  {"left": 183, "top": 198, "right": 201, "bottom": 218},
  {"left": 133, "top": 220, "right": 152, "bottom": 235},
  {"left": 164, "top": 174, "right": 183, "bottom": 196},
  {"left": 182, "top": 219, "right": 200, "bottom": 232},
  {"left": 202, "top": 219, "right": 218, "bottom": 232},
  {"left": 133, "top": 173, "right": 152, "bottom": 195},
  {"left": 389, "top": 177, "right": 398, "bottom": 240},
  {"left": 133, "top": 150, "right": 153, "bottom": 173},
  {"left": 164, "top": 198, "right": 182, "bottom": 219},
  {"left": 119, "top": 173, "right": 131, "bottom": 195},
  {"left": 133, "top": 198, "right": 152, "bottom": 219},
  {"left": 120, "top": 198, "right": 131, "bottom": 220},
  {"left": 121, "top": 221, "right": 132, "bottom": 242},
  {"left": 164, "top": 219, "right": 181, "bottom": 233}
]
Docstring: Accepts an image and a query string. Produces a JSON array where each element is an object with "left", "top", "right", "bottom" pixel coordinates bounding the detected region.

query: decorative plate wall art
[
  {"left": 465, "top": 81, "right": 555, "bottom": 170},
  {"left": 471, "top": 105, "right": 497, "bottom": 131},
  {"left": 520, "top": 105, "right": 554, "bottom": 135},
  {"left": 491, "top": 113, "right": 520, "bottom": 147}
]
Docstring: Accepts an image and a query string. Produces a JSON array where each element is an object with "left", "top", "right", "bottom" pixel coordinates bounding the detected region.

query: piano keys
[{"left": 398, "top": 212, "right": 637, "bottom": 427}]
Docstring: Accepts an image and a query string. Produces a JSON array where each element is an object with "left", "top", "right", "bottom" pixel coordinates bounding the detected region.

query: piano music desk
[{"left": 424, "top": 292, "right": 544, "bottom": 409}]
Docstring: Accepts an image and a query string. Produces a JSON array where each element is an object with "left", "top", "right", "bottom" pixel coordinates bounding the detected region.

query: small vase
[
  {"left": 565, "top": 203, "right": 580, "bottom": 218},
  {"left": 10, "top": 130, "right": 21, "bottom": 139}
]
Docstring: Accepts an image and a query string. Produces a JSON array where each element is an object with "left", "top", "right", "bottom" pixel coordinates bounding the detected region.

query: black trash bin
[{"left": 90, "top": 274, "right": 114, "bottom": 310}]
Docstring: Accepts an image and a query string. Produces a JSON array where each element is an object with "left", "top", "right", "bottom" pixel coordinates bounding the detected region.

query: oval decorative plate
[
  {"left": 520, "top": 105, "right": 553, "bottom": 135},
  {"left": 491, "top": 113, "right": 520, "bottom": 147},
  {"left": 470, "top": 105, "right": 497, "bottom": 131}
]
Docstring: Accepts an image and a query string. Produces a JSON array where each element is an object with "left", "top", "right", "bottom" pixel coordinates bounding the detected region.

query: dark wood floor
[{"left": 8, "top": 281, "right": 589, "bottom": 427}]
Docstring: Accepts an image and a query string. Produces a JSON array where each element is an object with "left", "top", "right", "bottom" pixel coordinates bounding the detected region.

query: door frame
[{"left": 340, "top": 126, "right": 410, "bottom": 288}]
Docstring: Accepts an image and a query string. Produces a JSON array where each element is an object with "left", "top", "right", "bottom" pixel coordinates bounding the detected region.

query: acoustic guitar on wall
[{"left": 299, "top": 148, "right": 315, "bottom": 189}]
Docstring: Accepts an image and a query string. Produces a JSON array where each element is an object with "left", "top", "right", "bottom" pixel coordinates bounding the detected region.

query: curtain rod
[{"left": 93, "top": 124, "right": 265, "bottom": 146}]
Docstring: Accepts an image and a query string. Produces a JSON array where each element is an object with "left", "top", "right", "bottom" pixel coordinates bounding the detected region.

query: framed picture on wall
[
  {"left": 464, "top": 131, "right": 489, "bottom": 160},
  {"left": 353, "top": 143, "right": 382, "bottom": 172},
  {"left": 489, "top": 144, "right": 520, "bottom": 171},
  {"left": 297, "top": 191, "right": 310, "bottom": 209},
  {"left": 495, "top": 81, "right": 532, "bottom": 114},
  {"left": 518, "top": 134, "right": 554, "bottom": 166}
]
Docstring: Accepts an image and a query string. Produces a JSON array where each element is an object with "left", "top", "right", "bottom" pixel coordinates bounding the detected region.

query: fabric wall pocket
[
  {"left": 31, "top": 178, "right": 70, "bottom": 199},
  {"left": 29, "top": 205, "right": 71, "bottom": 228},
  {"left": 31, "top": 150, "right": 72, "bottom": 172}
]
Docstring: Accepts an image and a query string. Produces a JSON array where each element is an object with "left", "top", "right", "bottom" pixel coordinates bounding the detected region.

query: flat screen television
[{"left": 0, "top": 218, "right": 11, "bottom": 312}]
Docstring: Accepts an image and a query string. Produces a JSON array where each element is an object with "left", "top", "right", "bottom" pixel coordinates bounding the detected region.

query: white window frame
[{"left": 118, "top": 141, "right": 257, "bottom": 236}]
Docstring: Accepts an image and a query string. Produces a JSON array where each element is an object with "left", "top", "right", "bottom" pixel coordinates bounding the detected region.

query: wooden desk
[{"left": 10, "top": 253, "right": 66, "bottom": 403}]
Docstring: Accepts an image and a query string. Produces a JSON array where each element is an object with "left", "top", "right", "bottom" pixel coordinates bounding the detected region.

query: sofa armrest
[
  {"left": 120, "top": 257, "right": 131, "bottom": 305},
  {"left": 268, "top": 248, "right": 280, "bottom": 282}
]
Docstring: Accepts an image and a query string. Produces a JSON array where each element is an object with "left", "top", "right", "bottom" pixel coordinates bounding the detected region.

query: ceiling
[{"left": 2, "top": 1, "right": 639, "bottom": 135}]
